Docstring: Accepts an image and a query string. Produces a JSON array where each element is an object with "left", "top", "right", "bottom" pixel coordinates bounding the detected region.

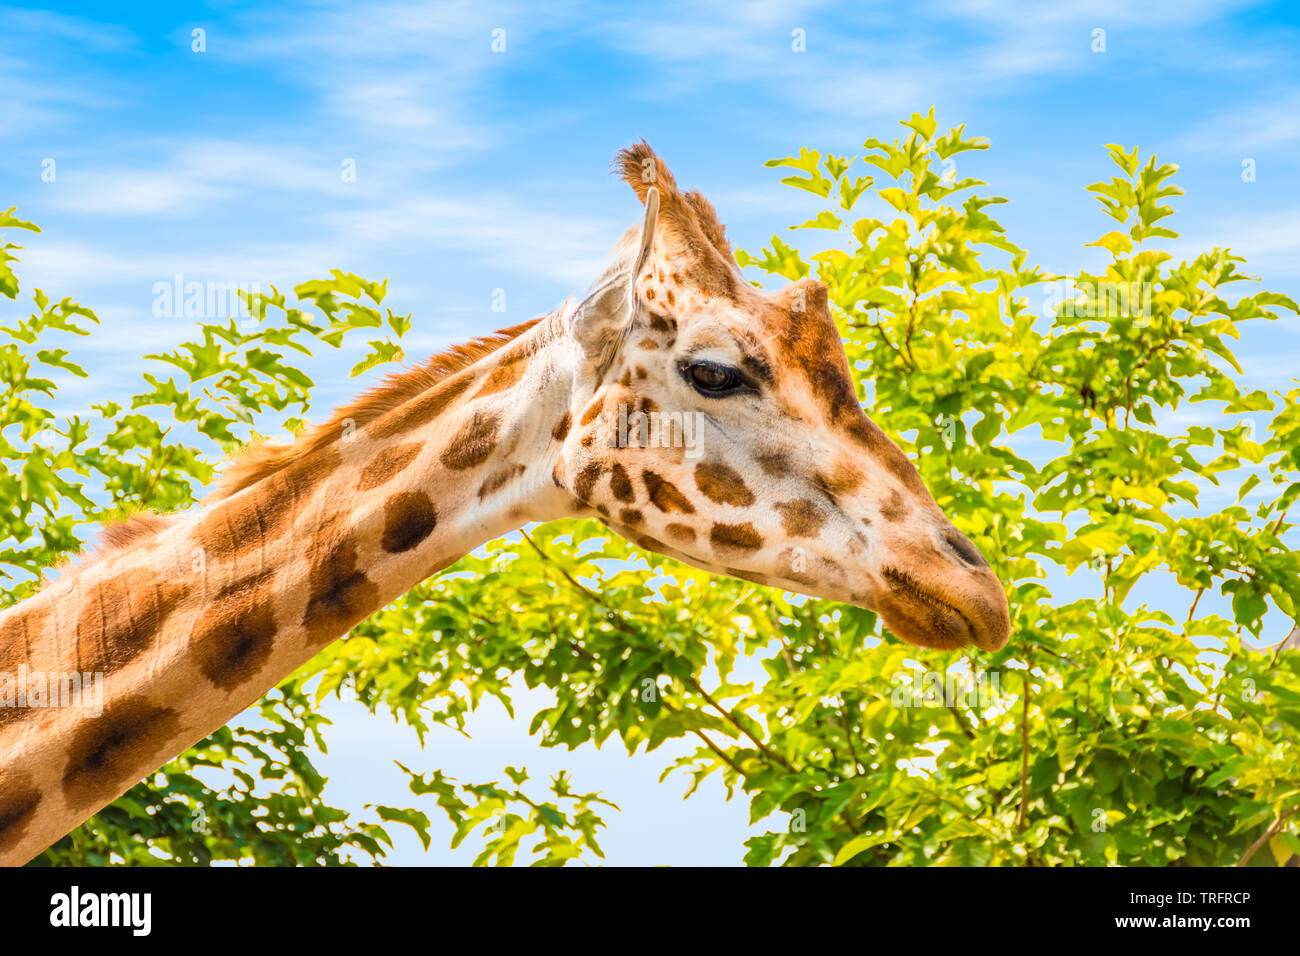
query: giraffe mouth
[{"left": 879, "top": 567, "right": 980, "bottom": 651}]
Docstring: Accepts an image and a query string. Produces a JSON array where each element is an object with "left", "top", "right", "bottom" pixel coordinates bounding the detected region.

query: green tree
[{"left": 2, "top": 112, "right": 1297, "bottom": 866}]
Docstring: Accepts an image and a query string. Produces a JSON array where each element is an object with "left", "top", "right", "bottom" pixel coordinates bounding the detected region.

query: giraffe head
[{"left": 555, "top": 142, "right": 1010, "bottom": 652}]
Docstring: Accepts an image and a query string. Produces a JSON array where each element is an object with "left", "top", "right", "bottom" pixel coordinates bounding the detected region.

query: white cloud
[
  {"left": 1176, "top": 92, "right": 1300, "bottom": 155},
  {"left": 18, "top": 237, "right": 348, "bottom": 296},
  {"left": 45, "top": 139, "right": 355, "bottom": 216},
  {"left": 0, "top": 6, "right": 136, "bottom": 52},
  {"left": 314, "top": 193, "right": 623, "bottom": 286},
  {"left": 222, "top": 0, "right": 525, "bottom": 151},
  {"left": 1166, "top": 207, "right": 1300, "bottom": 279},
  {"left": 0, "top": 51, "right": 118, "bottom": 135},
  {"left": 933, "top": 0, "right": 1262, "bottom": 28}
]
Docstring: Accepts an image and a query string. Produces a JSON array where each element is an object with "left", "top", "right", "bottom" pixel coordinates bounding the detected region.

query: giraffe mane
[
  {"left": 63, "top": 318, "right": 542, "bottom": 576},
  {"left": 213, "top": 316, "right": 543, "bottom": 499}
]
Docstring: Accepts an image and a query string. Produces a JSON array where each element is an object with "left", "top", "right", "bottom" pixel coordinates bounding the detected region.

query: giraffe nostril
[{"left": 942, "top": 529, "right": 987, "bottom": 569}]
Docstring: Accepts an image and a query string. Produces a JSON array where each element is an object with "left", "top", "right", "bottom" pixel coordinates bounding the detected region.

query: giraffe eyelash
[{"left": 678, "top": 359, "right": 757, "bottom": 398}]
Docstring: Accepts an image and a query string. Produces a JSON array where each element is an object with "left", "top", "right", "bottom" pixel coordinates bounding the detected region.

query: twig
[
  {"left": 838, "top": 697, "right": 866, "bottom": 775},
  {"left": 1016, "top": 671, "right": 1032, "bottom": 835},
  {"left": 1237, "top": 806, "right": 1299, "bottom": 867},
  {"left": 947, "top": 704, "right": 976, "bottom": 741},
  {"left": 520, "top": 529, "right": 795, "bottom": 774}
]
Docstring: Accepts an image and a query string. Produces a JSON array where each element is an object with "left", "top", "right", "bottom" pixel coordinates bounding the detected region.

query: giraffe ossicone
[{"left": 0, "top": 142, "right": 1009, "bottom": 865}]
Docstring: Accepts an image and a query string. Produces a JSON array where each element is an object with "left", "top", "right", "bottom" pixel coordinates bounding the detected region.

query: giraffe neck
[{"left": 0, "top": 309, "right": 580, "bottom": 865}]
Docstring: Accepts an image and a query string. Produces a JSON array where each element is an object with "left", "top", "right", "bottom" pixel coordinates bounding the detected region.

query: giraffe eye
[{"left": 685, "top": 361, "right": 742, "bottom": 396}]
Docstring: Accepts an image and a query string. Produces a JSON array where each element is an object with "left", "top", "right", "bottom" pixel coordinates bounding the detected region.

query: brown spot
[
  {"left": 382, "top": 491, "right": 439, "bottom": 553},
  {"left": 808, "top": 359, "right": 861, "bottom": 421},
  {"left": 214, "top": 567, "right": 276, "bottom": 601},
  {"left": 373, "top": 371, "right": 474, "bottom": 439},
  {"left": 635, "top": 533, "right": 668, "bottom": 553},
  {"left": 440, "top": 411, "right": 501, "bottom": 471},
  {"left": 635, "top": 366, "right": 648, "bottom": 380},
  {"left": 640, "top": 396, "right": 658, "bottom": 415},
  {"left": 552, "top": 412, "right": 572, "bottom": 441},
  {"left": 775, "top": 499, "right": 826, "bottom": 538},
  {"left": 610, "top": 464, "right": 635, "bottom": 502},
  {"left": 194, "top": 594, "right": 277, "bottom": 691},
  {"left": 650, "top": 314, "right": 671, "bottom": 333},
  {"left": 619, "top": 508, "right": 643, "bottom": 527},
  {"left": 695, "top": 462, "right": 755, "bottom": 507},
  {"left": 77, "top": 573, "right": 185, "bottom": 676},
  {"left": 573, "top": 462, "right": 604, "bottom": 502},
  {"left": 198, "top": 447, "right": 342, "bottom": 560},
  {"left": 0, "top": 774, "right": 41, "bottom": 855},
  {"left": 0, "top": 611, "right": 42, "bottom": 728},
  {"left": 309, "top": 510, "right": 344, "bottom": 545},
  {"left": 756, "top": 451, "right": 792, "bottom": 478},
  {"left": 817, "top": 460, "right": 866, "bottom": 497},
  {"left": 725, "top": 566, "right": 773, "bottom": 587},
  {"left": 474, "top": 358, "right": 525, "bottom": 397},
  {"left": 637, "top": 338, "right": 659, "bottom": 350},
  {"left": 303, "top": 533, "right": 381, "bottom": 643},
  {"left": 62, "top": 696, "right": 182, "bottom": 808},
  {"left": 778, "top": 547, "right": 821, "bottom": 587},
  {"left": 667, "top": 290, "right": 675, "bottom": 306},
  {"left": 880, "top": 488, "right": 908, "bottom": 523},
  {"left": 710, "top": 522, "right": 764, "bottom": 554},
  {"left": 646, "top": 288, "right": 656, "bottom": 300},
  {"left": 479, "top": 464, "right": 526, "bottom": 500},
  {"left": 581, "top": 400, "right": 604, "bottom": 426},
  {"left": 359, "top": 441, "right": 421, "bottom": 491},
  {"left": 619, "top": 369, "right": 633, "bottom": 387},
  {"left": 666, "top": 522, "right": 696, "bottom": 543},
  {"left": 642, "top": 471, "right": 696, "bottom": 514}
]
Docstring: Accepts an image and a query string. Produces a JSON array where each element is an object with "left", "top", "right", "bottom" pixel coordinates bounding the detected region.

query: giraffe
[{"left": 0, "top": 142, "right": 1010, "bottom": 865}]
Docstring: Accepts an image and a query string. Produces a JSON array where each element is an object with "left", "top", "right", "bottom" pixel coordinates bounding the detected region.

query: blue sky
[{"left": 3, "top": 0, "right": 1300, "bottom": 864}]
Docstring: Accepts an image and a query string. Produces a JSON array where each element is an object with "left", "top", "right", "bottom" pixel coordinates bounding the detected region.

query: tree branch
[{"left": 1237, "top": 805, "right": 1298, "bottom": 867}]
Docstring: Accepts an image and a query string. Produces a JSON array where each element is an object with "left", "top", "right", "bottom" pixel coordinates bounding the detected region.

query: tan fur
[{"left": 71, "top": 512, "right": 177, "bottom": 572}]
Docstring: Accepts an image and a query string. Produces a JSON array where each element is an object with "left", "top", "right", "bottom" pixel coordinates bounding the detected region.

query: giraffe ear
[
  {"left": 571, "top": 187, "right": 659, "bottom": 357},
  {"left": 614, "top": 141, "right": 738, "bottom": 298},
  {"left": 631, "top": 186, "right": 659, "bottom": 280}
]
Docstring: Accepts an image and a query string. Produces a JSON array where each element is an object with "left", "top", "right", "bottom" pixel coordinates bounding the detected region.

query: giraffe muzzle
[{"left": 878, "top": 539, "right": 1011, "bottom": 653}]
